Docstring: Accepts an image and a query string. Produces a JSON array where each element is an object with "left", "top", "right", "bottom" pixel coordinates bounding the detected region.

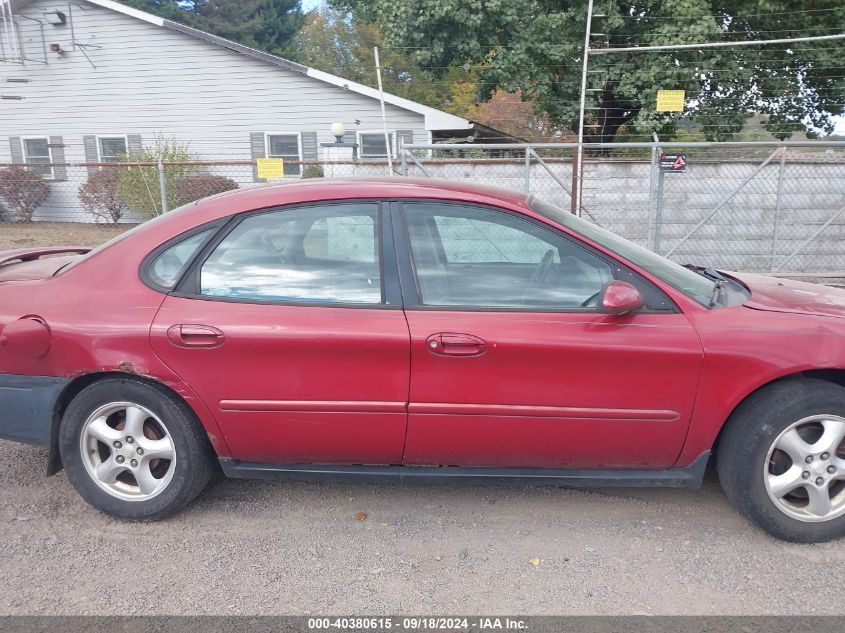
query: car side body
[{"left": 2, "top": 178, "right": 845, "bottom": 539}]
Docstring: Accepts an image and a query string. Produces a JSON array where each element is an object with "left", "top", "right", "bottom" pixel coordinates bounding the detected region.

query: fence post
[
  {"left": 400, "top": 140, "right": 407, "bottom": 176},
  {"left": 647, "top": 142, "right": 659, "bottom": 250},
  {"left": 157, "top": 157, "right": 168, "bottom": 215},
  {"left": 570, "top": 147, "right": 580, "bottom": 215},
  {"left": 769, "top": 147, "right": 787, "bottom": 272},
  {"left": 654, "top": 169, "right": 666, "bottom": 254},
  {"left": 648, "top": 132, "right": 662, "bottom": 253},
  {"left": 524, "top": 147, "right": 531, "bottom": 194}
]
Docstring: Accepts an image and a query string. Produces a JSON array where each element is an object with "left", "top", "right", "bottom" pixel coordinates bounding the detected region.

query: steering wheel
[{"left": 528, "top": 249, "right": 556, "bottom": 288}]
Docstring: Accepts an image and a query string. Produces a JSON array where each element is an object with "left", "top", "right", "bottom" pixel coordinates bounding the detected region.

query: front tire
[
  {"left": 59, "top": 378, "right": 215, "bottom": 520},
  {"left": 718, "top": 378, "right": 845, "bottom": 542}
]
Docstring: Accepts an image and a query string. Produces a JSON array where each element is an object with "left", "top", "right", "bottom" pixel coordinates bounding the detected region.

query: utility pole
[
  {"left": 574, "top": 0, "right": 594, "bottom": 216},
  {"left": 374, "top": 46, "right": 393, "bottom": 175}
]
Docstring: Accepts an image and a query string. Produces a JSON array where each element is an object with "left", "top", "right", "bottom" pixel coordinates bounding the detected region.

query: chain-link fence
[
  {"left": 400, "top": 141, "right": 845, "bottom": 276},
  {"left": 0, "top": 160, "right": 284, "bottom": 223},
  {"left": 2, "top": 141, "right": 845, "bottom": 277},
  {"left": 0, "top": 159, "right": 365, "bottom": 223}
]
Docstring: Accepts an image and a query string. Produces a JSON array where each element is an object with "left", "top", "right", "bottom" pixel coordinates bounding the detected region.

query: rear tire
[
  {"left": 59, "top": 377, "right": 215, "bottom": 520},
  {"left": 717, "top": 378, "right": 845, "bottom": 542}
]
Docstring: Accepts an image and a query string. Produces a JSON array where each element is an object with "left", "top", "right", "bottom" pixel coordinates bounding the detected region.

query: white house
[{"left": 0, "top": 0, "right": 506, "bottom": 221}]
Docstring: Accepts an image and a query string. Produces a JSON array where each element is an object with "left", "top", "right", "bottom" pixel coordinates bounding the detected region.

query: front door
[
  {"left": 150, "top": 202, "right": 410, "bottom": 464},
  {"left": 395, "top": 201, "right": 703, "bottom": 469}
]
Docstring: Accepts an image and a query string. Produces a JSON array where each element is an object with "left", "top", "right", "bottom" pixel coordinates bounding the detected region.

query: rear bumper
[{"left": 0, "top": 375, "right": 68, "bottom": 446}]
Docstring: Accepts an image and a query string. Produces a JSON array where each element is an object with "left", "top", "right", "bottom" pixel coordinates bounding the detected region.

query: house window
[
  {"left": 98, "top": 137, "right": 128, "bottom": 163},
  {"left": 266, "top": 134, "right": 302, "bottom": 176},
  {"left": 22, "top": 138, "right": 53, "bottom": 178},
  {"left": 359, "top": 132, "right": 395, "bottom": 159}
]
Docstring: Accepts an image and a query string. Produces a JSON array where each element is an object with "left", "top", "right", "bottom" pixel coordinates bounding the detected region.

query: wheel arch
[
  {"left": 47, "top": 371, "right": 227, "bottom": 475},
  {"left": 711, "top": 368, "right": 845, "bottom": 460}
]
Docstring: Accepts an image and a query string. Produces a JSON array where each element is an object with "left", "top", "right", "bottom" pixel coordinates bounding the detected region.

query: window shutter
[
  {"left": 396, "top": 130, "right": 414, "bottom": 153},
  {"left": 301, "top": 131, "right": 318, "bottom": 161},
  {"left": 127, "top": 134, "right": 143, "bottom": 156},
  {"left": 83, "top": 135, "right": 99, "bottom": 175},
  {"left": 49, "top": 136, "right": 67, "bottom": 181},
  {"left": 9, "top": 137, "right": 23, "bottom": 164},
  {"left": 250, "top": 132, "right": 266, "bottom": 182},
  {"left": 342, "top": 131, "right": 358, "bottom": 159}
]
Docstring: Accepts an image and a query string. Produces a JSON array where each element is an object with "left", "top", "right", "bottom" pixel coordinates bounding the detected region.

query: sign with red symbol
[{"left": 659, "top": 154, "right": 687, "bottom": 172}]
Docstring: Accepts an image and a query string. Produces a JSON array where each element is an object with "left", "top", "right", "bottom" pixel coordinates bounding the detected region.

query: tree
[
  {"left": 121, "top": 0, "right": 304, "bottom": 56},
  {"left": 469, "top": 90, "right": 567, "bottom": 142},
  {"left": 335, "top": 0, "right": 845, "bottom": 143},
  {"left": 290, "top": 7, "right": 441, "bottom": 108},
  {"left": 116, "top": 137, "right": 199, "bottom": 219}
]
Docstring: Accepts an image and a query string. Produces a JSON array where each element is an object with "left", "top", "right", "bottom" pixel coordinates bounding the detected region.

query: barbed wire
[{"left": 375, "top": 39, "right": 845, "bottom": 52}]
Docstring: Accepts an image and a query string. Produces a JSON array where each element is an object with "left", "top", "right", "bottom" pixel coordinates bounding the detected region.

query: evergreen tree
[{"left": 121, "top": 0, "right": 304, "bottom": 56}]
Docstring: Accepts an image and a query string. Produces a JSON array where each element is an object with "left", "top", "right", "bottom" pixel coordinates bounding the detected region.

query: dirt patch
[{"left": 0, "top": 222, "right": 132, "bottom": 250}]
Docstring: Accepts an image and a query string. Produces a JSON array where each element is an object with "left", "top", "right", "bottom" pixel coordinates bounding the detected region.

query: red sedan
[{"left": 1, "top": 178, "right": 844, "bottom": 542}]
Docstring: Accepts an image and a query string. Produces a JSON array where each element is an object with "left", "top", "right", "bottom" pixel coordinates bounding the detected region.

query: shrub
[
  {"left": 116, "top": 137, "right": 198, "bottom": 219},
  {"left": 78, "top": 168, "right": 129, "bottom": 223},
  {"left": 173, "top": 174, "right": 238, "bottom": 206},
  {"left": 301, "top": 164, "right": 324, "bottom": 179},
  {"left": 0, "top": 167, "right": 49, "bottom": 221}
]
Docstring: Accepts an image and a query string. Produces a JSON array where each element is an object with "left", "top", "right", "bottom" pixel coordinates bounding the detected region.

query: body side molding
[{"left": 219, "top": 451, "right": 711, "bottom": 488}]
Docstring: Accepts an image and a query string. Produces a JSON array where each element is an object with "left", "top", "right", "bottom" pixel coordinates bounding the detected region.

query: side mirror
[{"left": 600, "top": 280, "right": 643, "bottom": 314}]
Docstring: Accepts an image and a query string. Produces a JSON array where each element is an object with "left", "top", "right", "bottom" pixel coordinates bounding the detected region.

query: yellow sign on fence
[
  {"left": 656, "top": 89, "right": 686, "bottom": 112},
  {"left": 257, "top": 157, "right": 284, "bottom": 179}
]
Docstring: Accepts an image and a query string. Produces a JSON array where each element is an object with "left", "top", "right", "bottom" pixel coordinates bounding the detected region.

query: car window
[
  {"left": 303, "top": 215, "right": 377, "bottom": 263},
  {"left": 434, "top": 215, "right": 559, "bottom": 264},
  {"left": 200, "top": 204, "right": 381, "bottom": 304},
  {"left": 403, "top": 203, "right": 613, "bottom": 309},
  {"left": 528, "top": 196, "right": 717, "bottom": 306},
  {"left": 147, "top": 228, "right": 216, "bottom": 290}
]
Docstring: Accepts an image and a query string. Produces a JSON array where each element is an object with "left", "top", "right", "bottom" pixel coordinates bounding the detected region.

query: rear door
[
  {"left": 395, "top": 201, "right": 704, "bottom": 469},
  {"left": 150, "top": 201, "right": 410, "bottom": 464}
]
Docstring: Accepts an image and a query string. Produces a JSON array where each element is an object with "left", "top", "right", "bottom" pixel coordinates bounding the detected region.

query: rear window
[{"left": 146, "top": 228, "right": 216, "bottom": 290}]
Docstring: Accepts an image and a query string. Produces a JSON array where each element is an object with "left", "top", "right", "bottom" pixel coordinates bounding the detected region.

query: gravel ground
[
  {"left": 0, "top": 222, "right": 130, "bottom": 250},
  {"left": 1, "top": 440, "right": 844, "bottom": 615},
  {"left": 2, "top": 221, "right": 844, "bottom": 616}
]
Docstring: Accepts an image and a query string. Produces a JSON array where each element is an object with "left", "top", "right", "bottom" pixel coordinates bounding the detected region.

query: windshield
[{"left": 528, "top": 196, "right": 716, "bottom": 306}]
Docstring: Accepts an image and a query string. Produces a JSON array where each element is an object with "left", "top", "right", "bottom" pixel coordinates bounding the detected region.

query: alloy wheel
[
  {"left": 79, "top": 401, "right": 176, "bottom": 501},
  {"left": 764, "top": 414, "right": 845, "bottom": 522}
]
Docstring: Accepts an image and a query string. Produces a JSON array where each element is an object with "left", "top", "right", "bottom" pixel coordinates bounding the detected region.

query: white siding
[{"left": 0, "top": 0, "right": 427, "bottom": 221}]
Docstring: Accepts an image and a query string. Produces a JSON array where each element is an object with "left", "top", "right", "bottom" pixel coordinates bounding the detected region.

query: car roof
[{"left": 192, "top": 177, "right": 530, "bottom": 215}]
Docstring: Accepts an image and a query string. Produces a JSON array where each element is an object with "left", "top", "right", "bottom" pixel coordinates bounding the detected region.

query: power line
[
  {"left": 589, "top": 32, "right": 845, "bottom": 54},
  {"left": 378, "top": 41, "right": 845, "bottom": 52},
  {"left": 608, "top": 7, "right": 844, "bottom": 20}
]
